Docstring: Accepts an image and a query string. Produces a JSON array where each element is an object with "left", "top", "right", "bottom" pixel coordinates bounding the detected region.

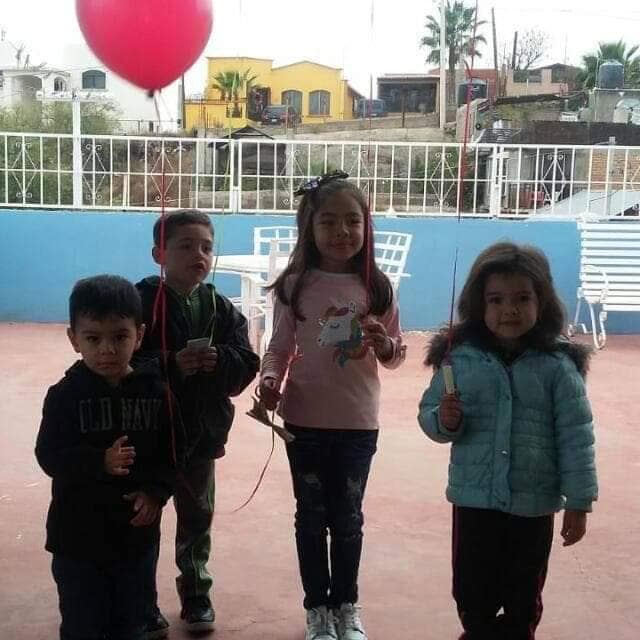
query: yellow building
[{"left": 185, "top": 57, "right": 363, "bottom": 131}]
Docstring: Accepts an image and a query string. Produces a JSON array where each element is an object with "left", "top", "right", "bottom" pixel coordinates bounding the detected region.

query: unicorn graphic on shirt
[{"left": 317, "top": 301, "right": 368, "bottom": 367}]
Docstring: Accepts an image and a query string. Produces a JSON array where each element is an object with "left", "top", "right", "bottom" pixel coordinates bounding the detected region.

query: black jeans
[
  {"left": 452, "top": 506, "right": 554, "bottom": 640},
  {"left": 52, "top": 547, "right": 155, "bottom": 640},
  {"left": 285, "top": 424, "right": 378, "bottom": 610}
]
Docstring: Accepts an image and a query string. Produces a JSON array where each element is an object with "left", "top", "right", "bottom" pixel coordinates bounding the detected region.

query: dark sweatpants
[{"left": 452, "top": 506, "right": 554, "bottom": 640}]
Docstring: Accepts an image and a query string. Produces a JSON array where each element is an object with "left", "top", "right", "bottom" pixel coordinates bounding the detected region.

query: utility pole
[
  {"left": 439, "top": 0, "right": 447, "bottom": 129},
  {"left": 180, "top": 74, "right": 186, "bottom": 130},
  {"left": 511, "top": 31, "right": 518, "bottom": 70},
  {"left": 491, "top": 8, "right": 499, "bottom": 97}
]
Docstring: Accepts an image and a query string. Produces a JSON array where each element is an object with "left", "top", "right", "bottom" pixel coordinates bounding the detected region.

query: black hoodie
[
  {"left": 35, "top": 359, "right": 183, "bottom": 564},
  {"left": 136, "top": 277, "right": 260, "bottom": 461}
]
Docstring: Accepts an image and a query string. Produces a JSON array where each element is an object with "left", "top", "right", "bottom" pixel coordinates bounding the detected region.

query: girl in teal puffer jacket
[{"left": 418, "top": 242, "right": 597, "bottom": 640}]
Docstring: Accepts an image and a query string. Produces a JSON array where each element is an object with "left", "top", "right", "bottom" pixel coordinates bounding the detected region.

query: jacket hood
[
  {"left": 137, "top": 276, "right": 214, "bottom": 295},
  {"left": 63, "top": 358, "right": 160, "bottom": 386},
  {"left": 138, "top": 275, "right": 161, "bottom": 290},
  {"left": 425, "top": 331, "right": 593, "bottom": 377}
]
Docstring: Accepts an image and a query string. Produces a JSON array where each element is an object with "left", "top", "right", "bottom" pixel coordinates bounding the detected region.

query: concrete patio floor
[{"left": 0, "top": 324, "right": 638, "bottom": 640}]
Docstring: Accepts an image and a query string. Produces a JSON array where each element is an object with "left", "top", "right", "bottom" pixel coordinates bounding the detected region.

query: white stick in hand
[{"left": 443, "top": 363, "right": 456, "bottom": 394}]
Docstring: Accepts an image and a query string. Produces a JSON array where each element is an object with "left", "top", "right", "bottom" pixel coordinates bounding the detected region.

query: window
[
  {"left": 513, "top": 69, "right": 541, "bottom": 84},
  {"left": 309, "top": 90, "right": 330, "bottom": 116},
  {"left": 54, "top": 77, "right": 67, "bottom": 92},
  {"left": 82, "top": 70, "right": 106, "bottom": 90},
  {"left": 281, "top": 90, "right": 302, "bottom": 115}
]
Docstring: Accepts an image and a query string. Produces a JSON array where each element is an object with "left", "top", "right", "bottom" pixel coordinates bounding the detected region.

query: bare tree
[{"left": 513, "top": 28, "right": 550, "bottom": 70}]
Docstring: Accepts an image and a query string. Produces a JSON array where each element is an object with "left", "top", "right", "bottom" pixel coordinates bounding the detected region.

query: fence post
[
  {"left": 605, "top": 136, "right": 615, "bottom": 217},
  {"left": 489, "top": 145, "right": 504, "bottom": 214},
  {"left": 232, "top": 140, "right": 241, "bottom": 213},
  {"left": 72, "top": 94, "right": 82, "bottom": 208}
]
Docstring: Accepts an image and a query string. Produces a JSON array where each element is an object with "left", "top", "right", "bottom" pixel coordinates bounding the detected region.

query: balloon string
[
  {"left": 364, "top": 0, "right": 375, "bottom": 313},
  {"left": 148, "top": 138, "right": 198, "bottom": 502},
  {"left": 225, "top": 429, "right": 276, "bottom": 514},
  {"left": 446, "top": 0, "right": 479, "bottom": 359}
]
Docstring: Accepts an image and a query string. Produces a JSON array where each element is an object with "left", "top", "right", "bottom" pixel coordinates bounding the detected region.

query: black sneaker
[
  {"left": 144, "top": 611, "right": 170, "bottom": 640},
  {"left": 181, "top": 596, "right": 215, "bottom": 633}
]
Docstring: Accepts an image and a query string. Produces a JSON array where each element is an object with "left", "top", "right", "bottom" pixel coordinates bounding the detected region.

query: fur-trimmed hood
[{"left": 425, "top": 331, "right": 593, "bottom": 378}]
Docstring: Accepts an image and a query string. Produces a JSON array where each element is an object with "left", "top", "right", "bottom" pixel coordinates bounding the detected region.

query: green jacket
[{"left": 136, "top": 277, "right": 259, "bottom": 461}]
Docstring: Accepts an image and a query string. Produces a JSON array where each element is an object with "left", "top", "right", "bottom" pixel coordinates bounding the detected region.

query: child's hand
[
  {"left": 104, "top": 435, "right": 135, "bottom": 476},
  {"left": 123, "top": 491, "right": 161, "bottom": 527},
  {"left": 439, "top": 394, "right": 462, "bottom": 431},
  {"left": 561, "top": 509, "right": 587, "bottom": 546},
  {"left": 258, "top": 377, "right": 281, "bottom": 411},
  {"left": 200, "top": 346, "right": 218, "bottom": 373},
  {"left": 176, "top": 347, "right": 201, "bottom": 376},
  {"left": 362, "top": 318, "right": 393, "bottom": 361}
]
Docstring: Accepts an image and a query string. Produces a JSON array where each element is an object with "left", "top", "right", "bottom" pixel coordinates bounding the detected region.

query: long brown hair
[
  {"left": 439, "top": 242, "right": 566, "bottom": 354},
  {"left": 269, "top": 179, "right": 393, "bottom": 321}
]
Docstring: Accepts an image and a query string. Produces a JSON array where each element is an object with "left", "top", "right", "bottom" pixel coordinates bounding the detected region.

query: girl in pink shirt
[{"left": 259, "top": 173, "right": 404, "bottom": 640}]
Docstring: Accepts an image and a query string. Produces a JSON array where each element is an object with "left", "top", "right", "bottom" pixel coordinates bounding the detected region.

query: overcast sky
[{"left": 3, "top": 0, "right": 640, "bottom": 96}]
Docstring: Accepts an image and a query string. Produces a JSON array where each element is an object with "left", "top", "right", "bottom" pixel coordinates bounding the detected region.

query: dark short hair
[
  {"left": 69, "top": 275, "right": 143, "bottom": 329},
  {"left": 152, "top": 209, "right": 213, "bottom": 246}
]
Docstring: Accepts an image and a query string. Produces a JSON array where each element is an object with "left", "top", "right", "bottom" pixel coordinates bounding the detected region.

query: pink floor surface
[{"left": 1, "top": 324, "right": 638, "bottom": 639}]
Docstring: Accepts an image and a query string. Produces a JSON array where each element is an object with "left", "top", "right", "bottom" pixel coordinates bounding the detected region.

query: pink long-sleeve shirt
[{"left": 260, "top": 270, "right": 404, "bottom": 430}]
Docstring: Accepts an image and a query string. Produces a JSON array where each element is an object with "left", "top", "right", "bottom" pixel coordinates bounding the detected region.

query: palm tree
[
  {"left": 577, "top": 41, "right": 640, "bottom": 89},
  {"left": 211, "top": 71, "right": 238, "bottom": 101},
  {"left": 211, "top": 69, "right": 258, "bottom": 117},
  {"left": 421, "top": 0, "right": 487, "bottom": 106}
]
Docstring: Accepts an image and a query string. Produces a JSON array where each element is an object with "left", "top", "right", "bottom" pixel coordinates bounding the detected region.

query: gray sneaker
[
  {"left": 181, "top": 596, "right": 215, "bottom": 633},
  {"left": 333, "top": 603, "right": 367, "bottom": 640},
  {"left": 305, "top": 606, "right": 338, "bottom": 640}
]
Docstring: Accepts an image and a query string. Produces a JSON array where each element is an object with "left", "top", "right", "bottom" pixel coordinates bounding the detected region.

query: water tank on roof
[
  {"left": 597, "top": 60, "right": 624, "bottom": 89},
  {"left": 457, "top": 79, "right": 487, "bottom": 106}
]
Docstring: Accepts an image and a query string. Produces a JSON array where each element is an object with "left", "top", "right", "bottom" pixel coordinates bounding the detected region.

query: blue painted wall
[{"left": 1, "top": 209, "right": 638, "bottom": 333}]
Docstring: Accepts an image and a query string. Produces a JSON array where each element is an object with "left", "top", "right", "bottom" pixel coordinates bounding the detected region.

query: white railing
[{"left": 1, "top": 131, "right": 639, "bottom": 217}]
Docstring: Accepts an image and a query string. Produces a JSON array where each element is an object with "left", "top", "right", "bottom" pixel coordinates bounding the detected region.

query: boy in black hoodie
[
  {"left": 36, "top": 275, "right": 182, "bottom": 640},
  {"left": 136, "top": 210, "right": 259, "bottom": 637}
]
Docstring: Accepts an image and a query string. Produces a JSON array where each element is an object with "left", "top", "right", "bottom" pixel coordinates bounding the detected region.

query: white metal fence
[{"left": 1, "top": 131, "right": 640, "bottom": 217}]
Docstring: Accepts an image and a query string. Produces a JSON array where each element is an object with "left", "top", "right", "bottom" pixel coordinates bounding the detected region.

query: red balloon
[{"left": 76, "top": 0, "right": 213, "bottom": 92}]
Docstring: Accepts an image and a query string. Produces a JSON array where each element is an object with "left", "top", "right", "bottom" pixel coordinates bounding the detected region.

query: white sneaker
[
  {"left": 305, "top": 606, "right": 338, "bottom": 640},
  {"left": 333, "top": 603, "right": 367, "bottom": 640}
]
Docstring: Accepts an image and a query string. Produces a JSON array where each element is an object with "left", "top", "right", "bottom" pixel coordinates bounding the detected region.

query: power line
[{"left": 489, "top": 6, "right": 640, "bottom": 22}]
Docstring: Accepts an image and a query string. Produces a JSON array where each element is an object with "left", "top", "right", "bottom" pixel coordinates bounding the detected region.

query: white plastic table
[
  {"left": 213, "top": 254, "right": 291, "bottom": 348},
  {"left": 214, "top": 254, "right": 290, "bottom": 276}
]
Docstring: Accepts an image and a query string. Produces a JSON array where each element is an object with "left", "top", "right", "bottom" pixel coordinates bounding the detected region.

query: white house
[
  {"left": 0, "top": 39, "right": 72, "bottom": 105},
  {"left": 56, "top": 43, "right": 180, "bottom": 133},
  {"left": 0, "top": 36, "right": 181, "bottom": 133}
]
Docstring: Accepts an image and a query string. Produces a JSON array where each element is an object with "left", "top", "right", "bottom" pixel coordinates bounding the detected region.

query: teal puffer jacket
[{"left": 418, "top": 339, "right": 598, "bottom": 517}]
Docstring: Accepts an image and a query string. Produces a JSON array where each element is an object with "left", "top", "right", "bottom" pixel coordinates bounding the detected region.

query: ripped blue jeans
[{"left": 285, "top": 424, "right": 378, "bottom": 610}]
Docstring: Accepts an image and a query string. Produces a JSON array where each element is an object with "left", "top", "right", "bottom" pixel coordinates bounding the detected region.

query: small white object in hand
[{"left": 443, "top": 364, "right": 455, "bottom": 394}]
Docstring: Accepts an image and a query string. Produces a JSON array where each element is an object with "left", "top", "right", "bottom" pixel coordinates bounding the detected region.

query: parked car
[
  {"left": 356, "top": 98, "right": 388, "bottom": 118},
  {"left": 260, "top": 105, "right": 301, "bottom": 126}
]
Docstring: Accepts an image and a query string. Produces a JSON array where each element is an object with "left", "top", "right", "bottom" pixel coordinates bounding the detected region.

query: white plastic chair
[
  {"left": 249, "top": 239, "right": 293, "bottom": 355},
  {"left": 253, "top": 226, "right": 297, "bottom": 255},
  {"left": 372, "top": 231, "right": 413, "bottom": 293},
  {"left": 229, "top": 230, "right": 296, "bottom": 350}
]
